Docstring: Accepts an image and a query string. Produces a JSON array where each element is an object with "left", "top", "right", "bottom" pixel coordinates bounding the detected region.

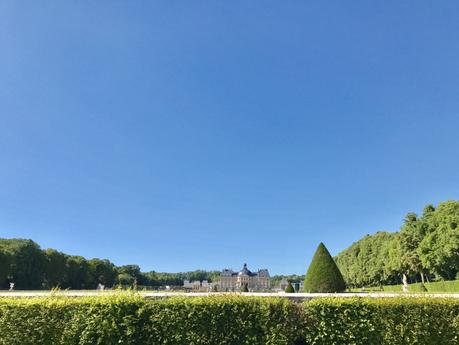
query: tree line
[
  {"left": 0, "top": 238, "right": 219, "bottom": 290},
  {"left": 335, "top": 200, "right": 459, "bottom": 287},
  {"left": 270, "top": 274, "right": 305, "bottom": 287}
]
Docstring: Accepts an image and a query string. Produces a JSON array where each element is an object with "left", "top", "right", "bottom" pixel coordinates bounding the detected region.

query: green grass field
[{"left": 351, "top": 279, "right": 459, "bottom": 293}]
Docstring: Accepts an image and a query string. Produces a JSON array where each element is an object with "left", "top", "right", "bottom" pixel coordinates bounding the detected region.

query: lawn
[{"left": 351, "top": 279, "right": 459, "bottom": 293}]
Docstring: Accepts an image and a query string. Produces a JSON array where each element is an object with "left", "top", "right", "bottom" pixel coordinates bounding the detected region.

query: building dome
[{"left": 238, "top": 263, "right": 252, "bottom": 276}]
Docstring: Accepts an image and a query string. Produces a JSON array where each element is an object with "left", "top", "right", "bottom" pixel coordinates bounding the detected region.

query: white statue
[
  {"left": 402, "top": 274, "right": 408, "bottom": 293},
  {"left": 9, "top": 282, "right": 14, "bottom": 291}
]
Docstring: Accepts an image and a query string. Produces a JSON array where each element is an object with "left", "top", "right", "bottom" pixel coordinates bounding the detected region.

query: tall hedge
[
  {"left": 0, "top": 295, "right": 458, "bottom": 344},
  {"left": 303, "top": 297, "right": 459, "bottom": 345},
  {"left": 0, "top": 295, "right": 305, "bottom": 345},
  {"left": 285, "top": 282, "right": 295, "bottom": 293},
  {"left": 304, "top": 242, "right": 346, "bottom": 293}
]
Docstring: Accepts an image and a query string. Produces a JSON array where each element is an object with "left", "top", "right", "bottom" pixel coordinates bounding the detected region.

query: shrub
[
  {"left": 241, "top": 284, "right": 249, "bottom": 292},
  {"left": 285, "top": 282, "right": 295, "bottom": 293},
  {"left": 0, "top": 294, "right": 146, "bottom": 345},
  {"left": 0, "top": 294, "right": 305, "bottom": 345},
  {"left": 139, "top": 296, "right": 305, "bottom": 345},
  {"left": 303, "top": 297, "right": 459, "bottom": 345},
  {"left": 304, "top": 242, "right": 346, "bottom": 293},
  {"left": 0, "top": 294, "right": 458, "bottom": 344}
]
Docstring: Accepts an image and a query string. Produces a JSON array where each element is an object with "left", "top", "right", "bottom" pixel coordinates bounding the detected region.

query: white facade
[
  {"left": 183, "top": 279, "right": 216, "bottom": 291},
  {"left": 183, "top": 280, "right": 201, "bottom": 289},
  {"left": 219, "top": 264, "right": 270, "bottom": 291}
]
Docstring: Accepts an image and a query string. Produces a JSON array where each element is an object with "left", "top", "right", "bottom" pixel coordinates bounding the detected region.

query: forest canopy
[
  {"left": 335, "top": 200, "right": 459, "bottom": 287},
  {"left": 0, "top": 238, "right": 219, "bottom": 290}
]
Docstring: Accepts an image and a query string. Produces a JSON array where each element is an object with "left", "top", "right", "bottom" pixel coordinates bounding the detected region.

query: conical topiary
[
  {"left": 241, "top": 284, "right": 249, "bottom": 292},
  {"left": 304, "top": 242, "right": 346, "bottom": 293},
  {"left": 285, "top": 282, "right": 295, "bottom": 293}
]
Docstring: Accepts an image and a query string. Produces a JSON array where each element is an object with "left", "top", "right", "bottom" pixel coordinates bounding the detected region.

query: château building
[{"left": 219, "top": 263, "right": 270, "bottom": 291}]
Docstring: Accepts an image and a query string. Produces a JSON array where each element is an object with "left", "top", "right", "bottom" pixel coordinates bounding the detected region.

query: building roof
[
  {"left": 238, "top": 263, "right": 256, "bottom": 276},
  {"left": 221, "top": 263, "right": 268, "bottom": 277}
]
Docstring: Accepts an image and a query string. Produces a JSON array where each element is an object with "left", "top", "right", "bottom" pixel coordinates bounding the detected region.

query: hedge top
[{"left": 304, "top": 242, "right": 346, "bottom": 293}]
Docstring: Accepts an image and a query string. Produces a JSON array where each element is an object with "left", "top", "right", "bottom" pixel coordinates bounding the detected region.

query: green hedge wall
[
  {"left": 304, "top": 298, "right": 459, "bottom": 345},
  {"left": 0, "top": 295, "right": 305, "bottom": 345},
  {"left": 0, "top": 295, "right": 458, "bottom": 345}
]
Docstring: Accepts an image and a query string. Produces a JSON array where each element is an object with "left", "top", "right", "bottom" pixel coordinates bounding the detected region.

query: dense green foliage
[
  {"left": 336, "top": 200, "right": 459, "bottom": 288},
  {"left": 0, "top": 295, "right": 305, "bottom": 345},
  {"left": 335, "top": 232, "right": 399, "bottom": 288},
  {"left": 0, "top": 238, "right": 219, "bottom": 289},
  {"left": 285, "top": 282, "right": 295, "bottom": 293},
  {"left": 0, "top": 295, "right": 458, "bottom": 344},
  {"left": 304, "top": 243, "right": 346, "bottom": 293},
  {"left": 304, "top": 297, "right": 459, "bottom": 345}
]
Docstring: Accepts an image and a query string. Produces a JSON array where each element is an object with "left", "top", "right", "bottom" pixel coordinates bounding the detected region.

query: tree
[
  {"left": 240, "top": 283, "right": 249, "bottom": 292},
  {"left": 66, "top": 256, "right": 91, "bottom": 289},
  {"left": 88, "top": 259, "right": 117, "bottom": 287},
  {"left": 0, "top": 239, "right": 46, "bottom": 289},
  {"left": 399, "top": 213, "right": 426, "bottom": 282},
  {"left": 335, "top": 200, "right": 459, "bottom": 288},
  {"left": 0, "top": 237, "right": 230, "bottom": 290},
  {"left": 304, "top": 243, "right": 346, "bottom": 293},
  {"left": 335, "top": 232, "right": 398, "bottom": 287},
  {"left": 418, "top": 201, "right": 459, "bottom": 280},
  {"left": 285, "top": 282, "right": 295, "bottom": 293},
  {"left": 0, "top": 250, "right": 11, "bottom": 289},
  {"left": 43, "top": 249, "right": 68, "bottom": 288},
  {"left": 117, "top": 273, "right": 135, "bottom": 286},
  {"left": 117, "top": 265, "right": 142, "bottom": 286}
]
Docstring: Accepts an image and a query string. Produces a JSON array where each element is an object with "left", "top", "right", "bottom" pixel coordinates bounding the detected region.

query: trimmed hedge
[
  {"left": 0, "top": 295, "right": 305, "bottom": 345},
  {"left": 304, "top": 297, "right": 459, "bottom": 345},
  {"left": 0, "top": 294, "right": 458, "bottom": 344},
  {"left": 304, "top": 243, "right": 346, "bottom": 293},
  {"left": 285, "top": 282, "right": 295, "bottom": 293}
]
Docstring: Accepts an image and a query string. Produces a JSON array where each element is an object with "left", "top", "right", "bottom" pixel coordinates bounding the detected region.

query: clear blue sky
[{"left": 1, "top": 1, "right": 459, "bottom": 275}]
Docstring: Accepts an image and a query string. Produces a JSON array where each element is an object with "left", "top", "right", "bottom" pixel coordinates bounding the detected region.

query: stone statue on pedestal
[{"left": 402, "top": 274, "right": 408, "bottom": 293}]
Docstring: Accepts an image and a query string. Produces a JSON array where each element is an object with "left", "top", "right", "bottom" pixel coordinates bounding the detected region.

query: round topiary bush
[
  {"left": 285, "top": 282, "right": 295, "bottom": 293},
  {"left": 304, "top": 242, "right": 346, "bottom": 293}
]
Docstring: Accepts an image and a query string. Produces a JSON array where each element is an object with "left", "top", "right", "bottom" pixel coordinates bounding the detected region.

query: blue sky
[{"left": 1, "top": 1, "right": 459, "bottom": 275}]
